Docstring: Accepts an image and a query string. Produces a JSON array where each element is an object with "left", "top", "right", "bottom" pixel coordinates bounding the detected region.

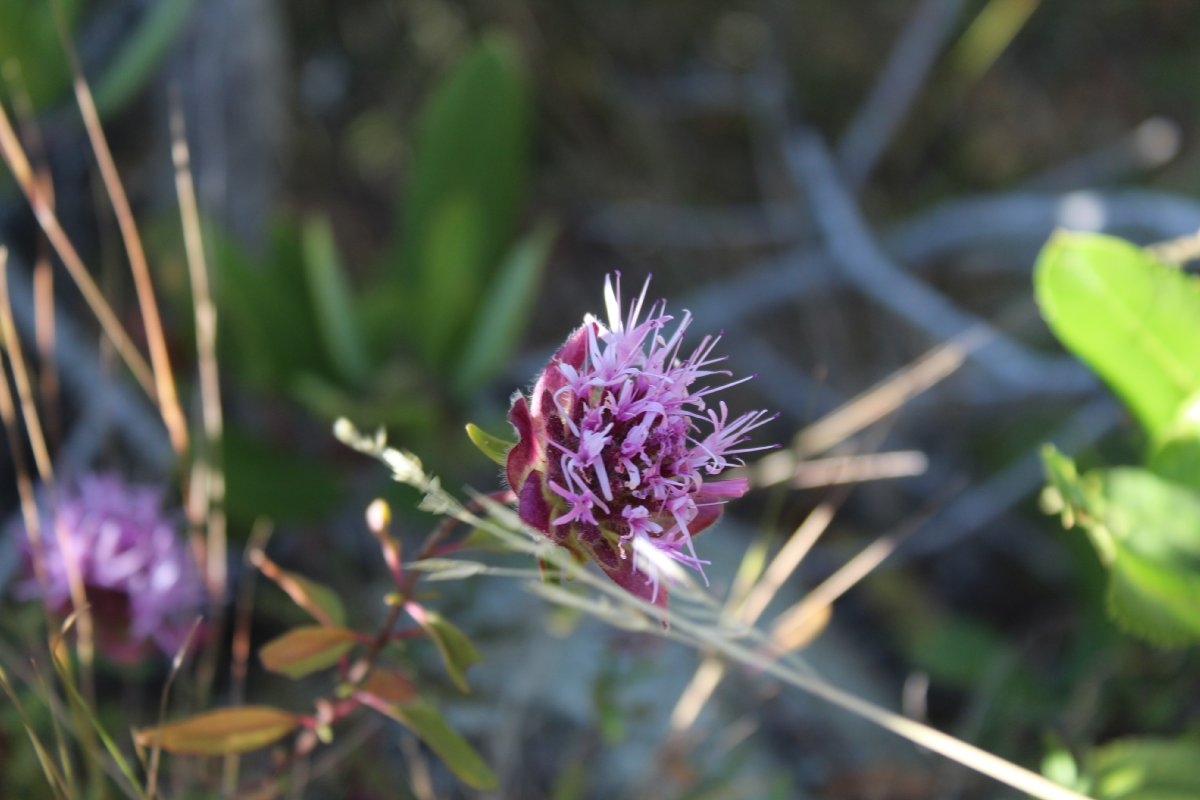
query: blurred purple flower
[
  {"left": 13, "top": 473, "right": 204, "bottom": 663},
  {"left": 507, "top": 275, "right": 773, "bottom": 607}
]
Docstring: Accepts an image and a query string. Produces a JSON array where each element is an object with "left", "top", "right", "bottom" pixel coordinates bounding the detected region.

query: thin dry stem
[
  {"left": 787, "top": 449, "right": 928, "bottom": 489},
  {"left": 0, "top": 254, "right": 54, "bottom": 481},
  {"left": 52, "top": 0, "right": 189, "bottom": 457},
  {"left": 33, "top": 257, "right": 61, "bottom": 454}
]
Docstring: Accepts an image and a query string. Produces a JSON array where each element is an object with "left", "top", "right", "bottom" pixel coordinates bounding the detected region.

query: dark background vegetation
[{"left": 2, "top": 1, "right": 1200, "bottom": 797}]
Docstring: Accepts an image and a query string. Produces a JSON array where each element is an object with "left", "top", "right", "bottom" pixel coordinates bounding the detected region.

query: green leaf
[
  {"left": 1041, "top": 449, "right": 1200, "bottom": 646},
  {"left": 213, "top": 223, "right": 330, "bottom": 392},
  {"left": 222, "top": 427, "right": 345, "bottom": 523},
  {"left": 371, "top": 701, "right": 497, "bottom": 790},
  {"left": 0, "top": 0, "right": 84, "bottom": 110},
  {"left": 1034, "top": 232, "right": 1200, "bottom": 444},
  {"left": 1148, "top": 392, "right": 1200, "bottom": 491},
  {"left": 405, "top": 602, "right": 481, "bottom": 692},
  {"left": 1085, "top": 737, "right": 1200, "bottom": 800},
  {"left": 465, "top": 422, "right": 515, "bottom": 467},
  {"left": 301, "top": 216, "right": 371, "bottom": 385},
  {"left": 415, "top": 194, "right": 489, "bottom": 365},
  {"left": 259, "top": 626, "right": 358, "bottom": 679},
  {"left": 135, "top": 707, "right": 299, "bottom": 756},
  {"left": 454, "top": 221, "right": 556, "bottom": 398},
  {"left": 390, "top": 33, "right": 529, "bottom": 365}
]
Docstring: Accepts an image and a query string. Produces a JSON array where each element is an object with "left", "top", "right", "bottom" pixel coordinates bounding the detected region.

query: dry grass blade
[
  {"left": 0, "top": 253, "right": 54, "bottom": 481},
  {"left": 51, "top": 0, "right": 188, "bottom": 457},
  {"left": 0, "top": 102, "right": 155, "bottom": 396},
  {"left": 170, "top": 88, "right": 229, "bottom": 609},
  {"left": 145, "top": 619, "right": 203, "bottom": 800},
  {"left": 750, "top": 325, "right": 986, "bottom": 487},
  {"left": 787, "top": 450, "right": 928, "bottom": 489}
]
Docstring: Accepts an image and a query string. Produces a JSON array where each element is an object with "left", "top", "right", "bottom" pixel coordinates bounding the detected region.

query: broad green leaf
[
  {"left": 371, "top": 701, "right": 497, "bottom": 790},
  {"left": 1034, "top": 232, "right": 1200, "bottom": 443},
  {"left": 1041, "top": 448, "right": 1200, "bottom": 645},
  {"left": 222, "top": 428, "right": 345, "bottom": 523},
  {"left": 1085, "top": 737, "right": 1200, "bottom": 800},
  {"left": 465, "top": 422, "right": 515, "bottom": 467},
  {"left": 135, "top": 707, "right": 299, "bottom": 756},
  {"left": 405, "top": 602, "right": 481, "bottom": 692},
  {"left": 391, "top": 33, "right": 528, "bottom": 363},
  {"left": 301, "top": 216, "right": 371, "bottom": 385},
  {"left": 259, "top": 626, "right": 358, "bottom": 679},
  {"left": 454, "top": 221, "right": 556, "bottom": 398}
]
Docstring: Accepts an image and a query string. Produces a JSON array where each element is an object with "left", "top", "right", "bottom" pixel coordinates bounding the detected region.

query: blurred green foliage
[
  {"left": 213, "top": 33, "right": 549, "bottom": 426},
  {"left": 204, "top": 33, "right": 551, "bottom": 523},
  {"left": 1036, "top": 231, "right": 1200, "bottom": 800}
]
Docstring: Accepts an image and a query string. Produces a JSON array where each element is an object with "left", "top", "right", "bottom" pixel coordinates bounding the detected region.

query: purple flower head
[
  {"left": 507, "top": 275, "right": 774, "bottom": 607},
  {"left": 12, "top": 473, "right": 204, "bottom": 664}
]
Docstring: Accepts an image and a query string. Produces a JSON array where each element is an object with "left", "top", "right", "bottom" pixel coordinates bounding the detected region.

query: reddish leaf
[
  {"left": 135, "top": 707, "right": 299, "bottom": 755},
  {"left": 259, "top": 626, "right": 358, "bottom": 679},
  {"left": 360, "top": 668, "right": 418, "bottom": 706}
]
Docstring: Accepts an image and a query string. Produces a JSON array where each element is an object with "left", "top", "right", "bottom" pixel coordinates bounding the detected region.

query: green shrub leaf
[
  {"left": 389, "top": 33, "right": 528, "bottom": 365},
  {"left": 1034, "top": 232, "right": 1200, "bottom": 444},
  {"left": 369, "top": 700, "right": 497, "bottom": 790},
  {"left": 1041, "top": 447, "right": 1200, "bottom": 646}
]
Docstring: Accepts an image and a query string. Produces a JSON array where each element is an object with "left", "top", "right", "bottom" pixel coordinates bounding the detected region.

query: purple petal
[{"left": 506, "top": 394, "right": 537, "bottom": 493}]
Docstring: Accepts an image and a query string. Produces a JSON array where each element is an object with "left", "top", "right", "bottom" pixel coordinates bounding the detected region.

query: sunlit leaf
[
  {"left": 259, "top": 626, "right": 359, "bottom": 679},
  {"left": 465, "top": 422, "right": 515, "bottom": 467},
  {"left": 1035, "top": 232, "right": 1200, "bottom": 444},
  {"left": 405, "top": 602, "right": 480, "bottom": 692},
  {"left": 368, "top": 700, "right": 497, "bottom": 790},
  {"left": 135, "top": 707, "right": 299, "bottom": 756},
  {"left": 255, "top": 555, "right": 347, "bottom": 627}
]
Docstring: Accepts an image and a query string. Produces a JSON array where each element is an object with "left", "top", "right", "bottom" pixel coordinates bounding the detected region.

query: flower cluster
[
  {"left": 12, "top": 473, "right": 204, "bottom": 664},
  {"left": 507, "top": 275, "right": 773, "bottom": 606}
]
